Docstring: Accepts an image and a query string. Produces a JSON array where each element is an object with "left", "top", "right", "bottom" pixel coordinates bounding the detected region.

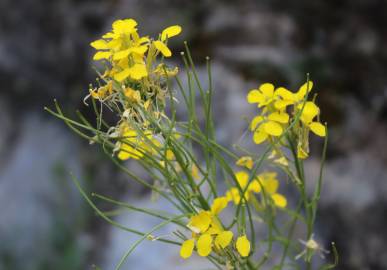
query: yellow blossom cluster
[
  {"left": 247, "top": 81, "right": 326, "bottom": 159},
  {"left": 226, "top": 157, "right": 287, "bottom": 208},
  {"left": 180, "top": 197, "right": 251, "bottom": 259},
  {"left": 87, "top": 19, "right": 183, "bottom": 161},
  {"left": 91, "top": 19, "right": 180, "bottom": 82},
  {"left": 88, "top": 18, "right": 181, "bottom": 115}
]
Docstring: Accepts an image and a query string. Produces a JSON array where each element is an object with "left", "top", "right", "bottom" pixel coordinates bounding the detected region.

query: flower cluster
[
  {"left": 90, "top": 19, "right": 180, "bottom": 84},
  {"left": 87, "top": 19, "right": 182, "bottom": 161},
  {"left": 247, "top": 81, "right": 326, "bottom": 159},
  {"left": 89, "top": 19, "right": 180, "bottom": 113},
  {"left": 180, "top": 197, "right": 251, "bottom": 259},
  {"left": 226, "top": 158, "right": 287, "bottom": 209}
]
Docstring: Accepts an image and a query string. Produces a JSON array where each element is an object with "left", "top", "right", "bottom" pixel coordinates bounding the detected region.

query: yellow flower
[
  {"left": 257, "top": 173, "right": 287, "bottom": 208},
  {"left": 180, "top": 197, "right": 232, "bottom": 259},
  {"left": 114, "top": 63, "right": 148, "bottom": 82},
  {"left": 226, "top": 172, "right": 287, "bottom": 208},
  {"left": 111, "top": 19, "right": 138, "bottom": 36},
  {"left": 90, "top": 18, "right": 152, "bottom": 83},
  {"left": 236, "top": 156, "right": 254, "bottom": 170},
  {"left": 187, "top": 211, "right": 212, "bottom": 234},
  {"left": 272, "top": 81, "right": 313, "bottom": 110},
  {"left": 297, "top": 102, "right": 326, "bottom": 137},
  {"left": 236, "top": 235, "right": 251, "bottom": 257},
  {"left": 214, "top": 230, "right": 233, "bottom": 249},
  {"left": 91, "top": 19, "right": 140, "bottom": 61},
  {"left": 226, "top": 171, "right": 262, "bottom": 204},
  {"left": 250, "top": 111, "right": 289, "bottom": 144},
  {"left": 247, "top": 83, "right": 276, "bottom": 108},
  {"left": 153, "top": 25, "right": 182, "bottom": 58},
  {"left": 273, "top": 87, "right": 296, "bottom": 110}
]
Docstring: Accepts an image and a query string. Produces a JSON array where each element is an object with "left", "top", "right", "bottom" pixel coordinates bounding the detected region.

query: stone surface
[
  {"left": 0, "top": 115, "right": 85, "bottom": 270},
  {"left": 101, "top": 196, "right": 212, "bottom": 270}
]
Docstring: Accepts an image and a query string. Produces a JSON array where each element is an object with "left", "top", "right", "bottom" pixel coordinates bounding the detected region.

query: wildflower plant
[{"left": 46, "top": 19, "right": 338, "bottom": 269}]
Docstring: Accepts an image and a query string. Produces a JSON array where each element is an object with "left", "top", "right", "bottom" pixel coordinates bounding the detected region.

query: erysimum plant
[{"left": 46, "top": 18, "right": 338, "bottom": 270}]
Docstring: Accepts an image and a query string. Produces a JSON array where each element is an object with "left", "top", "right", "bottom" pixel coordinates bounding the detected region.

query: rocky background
[{"left": 1, "top": 0, "right": 387, "bottom": 269}]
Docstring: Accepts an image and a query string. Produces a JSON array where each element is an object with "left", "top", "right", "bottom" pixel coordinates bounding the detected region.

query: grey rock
[{"left": 0, "top": 114, "right": 85, "bottom": 270}]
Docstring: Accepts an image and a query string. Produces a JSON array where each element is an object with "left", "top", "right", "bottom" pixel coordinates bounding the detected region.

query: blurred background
[{"left": 1, "top": 0, "right": 387, "bottom": 269}]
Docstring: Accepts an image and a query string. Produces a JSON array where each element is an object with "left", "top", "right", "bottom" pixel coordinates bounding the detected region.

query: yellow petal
[
  {"left": 107, "top": 39, "right": 121, "bottom": 50},
  {"left": 235, "top": 171, "right": 249, "bottom": 189},
  {"left": 299, "top": 102, "right": 320, "bottom": 124},
  {"left": 226, "top": 188, "right": 241, "bottom": 205},
  {"left": 129, "top": 64, "right": 148, "bottom": 80},
  {"left": 154, "top": 41, "right": 172, "bottom": 57},
  {"left": 309, "top": 122, "right": 326, "bottom": 137},
  {"left": 215, "top": 231, "right": 233, "bottom": 249},
  {"left": 271, "top": 193, "right": 287, "bottom": 208},
  {"left": 161, "top": 25, "right": 182, "bottom": 41},
  {"left": 263, "top": 178, "right": 279, "bottom": 194},
  {"left": 138, "top": 36, "right": 150, "bottom": 44},
  {"left": 236, "top": 235, "right": 251, "bottom": 257},
  {"left": 236, "top": 156, "right": 254, "bottom": 170},
  {"left": 113, "top": 49, "right": 131, "bottom": 60},
  {"left": 208, "top": 217, "right": 223, "bottom": 235},
  {"left": 90, "top": 39, "right": 109, "bottom": 50},
  {"left": 296, "top": 81, "right": 314, "bottom": 101},
  {"left": 180, "top": 239, "right": 195, "bottom": 259},
  {"left": 114, "top": 69, "right": 131, "bottom": 82},
  {"left": 263, "top": 121, "right": 283, "bottom": 136},
  {"left": 247, "top": 90, "right": 264, "bottom": 104},
  {"left": 274, "top": 100, "right": 294, "bottom": 110},
  {"left": 130, "top": 45, "right": 148, "bottom": 55},
  {"left": 250, "top": 116, "right": 264, "bottom": 131},
  {"left": 248, "top": 180, "right": 261, "bottom": 193},
  {"left": 102, "top": 32, "right": 117, "bottom": 39},
  {"left": 274, "top": 87, "right": 294, "bottom": 100},
  {"left": 93, "top": 51, "right": 112, "bottom": 60},
  {"left": 187, "top": 211, "right": 211, "bottom": 234},
  {"left": 268, "top": 112, "right": 289, "bottom": 124},
  {"left": 253, "top": 129, "right": 268, "bottom": 144},
  {"left": 260, "top": 83, "right": 275, "bottom": 97},
  {"left": 197, "top": 234, "right": 212, "bottom": 257},
  {"left": 112, "top": 19, "right": 137, "bottom": 34},
  {"left": 211, "top": 197, "right": 228, "bottom": 215}
]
